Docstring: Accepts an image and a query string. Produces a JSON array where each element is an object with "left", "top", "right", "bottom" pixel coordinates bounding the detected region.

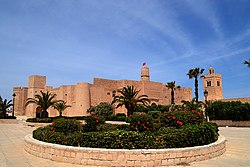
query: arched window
[{"left": 217, "top": 81, "right": 220, "bottom": 86}]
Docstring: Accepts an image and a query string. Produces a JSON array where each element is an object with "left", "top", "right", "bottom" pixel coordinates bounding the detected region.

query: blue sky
[{"left": 0, "top": 0, "right": 250, "bottom": 101}]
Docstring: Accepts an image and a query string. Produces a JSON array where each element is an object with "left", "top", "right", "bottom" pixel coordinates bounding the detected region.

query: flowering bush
[
  {"left": 157, "top": 110, "right": 204, "bottom": 128},
  {"left": 83, "top": 115, "right": 105, "bottom": 132},
  {"left": 129, "top": 112, "right": 154, "bottom": 132}
]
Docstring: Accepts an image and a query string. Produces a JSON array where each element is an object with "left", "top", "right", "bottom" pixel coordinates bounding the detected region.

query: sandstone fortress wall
[
  {"left": 13, "top": 65, "right": 192, "bottom": 117},
  {"left": 13, "top": 65, "right": 250, "bottom": 117}
]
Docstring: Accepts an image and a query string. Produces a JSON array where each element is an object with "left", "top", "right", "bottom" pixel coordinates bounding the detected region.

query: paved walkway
[{"left": 0, "top": 122, "right": 250, "bottom": 167}]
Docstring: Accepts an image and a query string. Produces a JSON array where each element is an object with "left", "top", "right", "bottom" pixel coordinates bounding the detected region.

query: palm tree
[
  {"left": 0, "top": 96, "right": 13, "bottom": 117},
  {"left": 244, "top": 59, "right": 250, "bottom": 67},
  {"left": 187, "top": 67, "right": 204, "bottom": 102},
  {"left": 166, "top": 81, "right": 180, "bottom": 106},
  {"left": 26, "top": 91, "right": 61, "bottom": 118},
  {"left": 54, "top": 101, "right": 71, "bottom": 117},
  {"left": 181, "top": 98, "right": 203, "bottom": 111},
  {"left": 112, "top": 85, "right": 150, "bottom": 116}
]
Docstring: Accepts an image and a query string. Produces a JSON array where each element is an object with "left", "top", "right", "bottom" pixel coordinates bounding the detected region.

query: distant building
[
  {"left": 13, "top": 64, "right": 192, "bottom": 117},
  {"left": 202, "top": 67, "right": 224, "bottom": 101}
]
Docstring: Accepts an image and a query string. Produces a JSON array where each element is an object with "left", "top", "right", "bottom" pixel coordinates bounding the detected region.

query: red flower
[
  {"left": 168, "top": 116, "right": 171, "bottom": 119},
  {"left": 158, "top": 120, "right": 161, "bottom": 123},
  {"left": 137, "top": 121, "right": 141, "bottom": 125},
  {"left": 192, "top": 110, "right": 195, "bottom": 113},
  {"left": 172, "top": 116, "right": 176, "bottom": 120},
  {"left": 51, "top": 122, "right": 55, "bottom": 125},
  {"left": 146, "top": 122, "right": 150, "bottom": 125},
  {"left": 95, "top": 119, "right": 99, "bottom": 123},
  {"left": 131, "top": 125, "right": 134, "bottom": 129},
  {"left": 143, "top": 126, "right": 147, "bottom": 129},
  {"left": 129, "top": 114, "right": 133, "bottom": 117},
  {"left": 197, "top": 112, "right": 201, "bottom": 116},
  {"left": 177, "top": 121, "right": 183, "bottom": 126}
]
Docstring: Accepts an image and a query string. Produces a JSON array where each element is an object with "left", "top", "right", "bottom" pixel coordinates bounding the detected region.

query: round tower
[
  {"left": 75, "top": 82, "right": 90, "bottom": 116},
  {"left": 141, "top": 62, "right": 150, "bottom": 81}
]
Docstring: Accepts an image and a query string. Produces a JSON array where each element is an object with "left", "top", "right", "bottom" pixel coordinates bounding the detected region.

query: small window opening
[
  {"left": 207, "top": 81, "right": 211, "bottom": 87},
  {"left": 217, "top": 81, "right": 220, "bottom": 86}
]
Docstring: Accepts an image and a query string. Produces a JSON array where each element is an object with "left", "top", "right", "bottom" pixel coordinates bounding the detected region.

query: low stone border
[
  {"left": 0, "top": 119, "right": 18, "bottom": 124},
  {"left": 211, "top": 120, "right": 250, "bottom": 127},
  {"left": 24, "top": 134, "right": 226, "bottom": 166}
]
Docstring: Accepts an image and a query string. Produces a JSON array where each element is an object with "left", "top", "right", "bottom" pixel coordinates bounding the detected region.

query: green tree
[
  {"left": 87, "top": 102, "right": 114, "bottom": 117},
  {"left": 26, "top": 91, "right": 61, "bottom": 118},
  {"left": 187, "top": 67, "right": 204, "bottom": 102},
  {"left": 112, "top": 85, "right": 150, "bottom": 116},
  {"left": 0, "top": 96, "right": 13, "bottom": 117},
  {"left": 53, "top": 101, "right": 71, "bottom": 117},
  {"left": 181, "top": 98, "right": 203, "bottom": 111},
  {"left": 244, "top": 59, "right": 250, "bottom": 67},
  {"left": 166, "top": 81, "right": 180, "bottom": 106}
]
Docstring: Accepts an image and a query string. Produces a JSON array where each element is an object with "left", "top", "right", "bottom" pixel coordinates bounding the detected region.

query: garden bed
[{"left": 24, "top": 134, "right": 226, "bottom": 166}]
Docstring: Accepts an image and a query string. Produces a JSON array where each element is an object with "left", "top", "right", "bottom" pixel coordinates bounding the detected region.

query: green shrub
[
  {"left": 33, "top": 121, "right": 218, "bottom": 149},
  {"left": 26, "top": 117, "right": 53, "bottom": 123},
  {"left": 129, "top": 112, "right": 154, "bottom": 132},
  {"left": 33, "top": 125, "right": 54, "bottom": 142},
  {"left": 106, "top": 114, "right": 127, "bottom": 121},
  {"left": 0, "top": 115, "right": 16, "bottom": 119},
  {"left": 87, "top": 102, "right": 114, "bottom": 118},
  {"left": 80, "top": 122, "right": 218, "bottom": 149},
  {"left": 80, "top": 130, "right": 155, "bottom": 149},
  {"left": 60, "top": 116, "right": 87, "bottom": 120},
  {"left": 33, "top": 126, "right": 83, "bottom": 146},
  {"left": 207, "top": 101, "right": 250, "bottom": 121},
  {"left": 96, "top": 123, "right": 130, "bottom": 132},
  {"left": 134, "top": 104, "right": 170, "bottom": 113},
  {"left": 53, "top": 118, "right": 81, "bottom": 134},
  {"left": 157, "top": 110, "right": 204, "bottom": 128},
  {"left": 148, "top": 111, "right": 162, "bottom": 119},
  {"left": 83, "top": 115, "right": 105, "bottom": 132}
]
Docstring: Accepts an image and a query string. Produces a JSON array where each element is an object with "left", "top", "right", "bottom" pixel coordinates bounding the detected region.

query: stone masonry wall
[{"left": 25, "top": 134, "right": 226, "bottom": 166}]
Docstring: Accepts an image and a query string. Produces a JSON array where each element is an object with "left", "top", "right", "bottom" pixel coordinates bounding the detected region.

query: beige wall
[
  {"left": 221, "top": 97, "right": 250, "bottom": 103},
  {"left": 13, "top": 76, "right": 193, "bottom": 117}
]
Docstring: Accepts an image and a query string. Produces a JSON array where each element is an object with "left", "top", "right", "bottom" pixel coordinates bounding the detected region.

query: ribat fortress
[{"left": 13, "top": 65, "right": 226, "bottom": 118}]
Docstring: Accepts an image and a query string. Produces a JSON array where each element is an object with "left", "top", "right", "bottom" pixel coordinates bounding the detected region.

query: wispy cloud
[{"left": 185, "top": 0, "right": 223, "bottom": 38}]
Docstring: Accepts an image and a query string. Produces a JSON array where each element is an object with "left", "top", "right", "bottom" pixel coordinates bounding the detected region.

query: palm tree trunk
[
  {"left": 195, "top": 76, "right": 199, "bottom": 102},
  {"left": 127, "top": 106, "right": 134, "bottom": 116},
  {"left": 171, "top": 88, "right": 175, "bottom": 105},
  {"left": 127, "top": 110, "right": 133, "bottom": 117}
]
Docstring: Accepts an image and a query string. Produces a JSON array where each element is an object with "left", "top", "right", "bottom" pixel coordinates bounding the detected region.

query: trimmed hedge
[
  {"left": 26, "top": 117, "right": 53, "bottom": 123},
  {"left": 208, "top": 101, "right": 250, "bottom": 121},
  {"left": 0, "top": 116, "right": 16, "bottom": 119},
  {"left": 106, "top": 114, "right": 127, "bottom": 122}
]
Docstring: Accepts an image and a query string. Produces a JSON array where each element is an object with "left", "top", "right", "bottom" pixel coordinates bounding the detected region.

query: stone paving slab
[{"left": 0, "top": 122, "right": 250, "bottom": 167}]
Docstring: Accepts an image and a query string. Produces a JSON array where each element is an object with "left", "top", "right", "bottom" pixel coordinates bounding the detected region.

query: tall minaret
[
  {"left": 202, "top": 67, "right": 223, "bottom": 101},
  {"left": 141, "top": 62, "right": 150, "bottom": 81}
]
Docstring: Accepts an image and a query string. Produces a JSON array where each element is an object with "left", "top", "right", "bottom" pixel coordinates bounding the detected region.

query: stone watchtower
[
  {"left": 26, "top": 75, "right": 46, "bottom": 117},
  {"left": 141, "top": 62, "right": 150, "bottom": 81},
  {"left": 202, "top": 67, "right": 223, "bottom": 101}
]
